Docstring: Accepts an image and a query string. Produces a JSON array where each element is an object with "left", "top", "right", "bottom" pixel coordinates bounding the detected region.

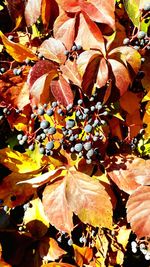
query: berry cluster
[
  {"left": 131, "top": 240, "right": 150, "bottom": 261},
  {"left": 16, "top": 92, "right": 110, "bottom": 164},
  {"left": 64, "top": 43, "right": 82, "bottom": 61}
]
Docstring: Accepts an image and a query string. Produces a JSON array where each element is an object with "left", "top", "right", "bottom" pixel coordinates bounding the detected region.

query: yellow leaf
[
  {"left": 0, "top": 148, "right": 42, "bottom": 173},
  {"left": 117, "top": 226, "right": 131, "bottom": 249},
  {"left": 24, "top": 198, "right": 49, "bottom": 238},
  {"left": 0, "top": 31, "right": 38, "bottom": 62}
]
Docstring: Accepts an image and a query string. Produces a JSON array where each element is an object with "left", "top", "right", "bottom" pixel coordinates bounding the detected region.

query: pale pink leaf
[
  {"left": 127, "top": 186, "right": 150, "bottom": 238},
  {"left": 25, "top": 0, "right": 42, "bottom": 26}
]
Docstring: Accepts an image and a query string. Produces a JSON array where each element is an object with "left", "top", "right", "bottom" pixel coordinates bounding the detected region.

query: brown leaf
[
  {"left": 39, "top": 38, "right": 66, "bottom": 64},
  {"left": 39, "top": 237, "right": 66, "bottom": 261},
  {"left": 73, "top": 244, "right": 93, "bottom": 267},
  {"left": 24, "top": 0, "right": 42, "bottom": 26},
  {"left": 0, "top": 31, "right": 37, "bottom": 62},
  {"left": 127, "top": 186, "right": 150, "bottom": 238},
  {"left": 51, "top": 75, "right": 74, "bottom": 107},
  {"left": 106, "top": 154, "right": 141, "bottom": 194}
]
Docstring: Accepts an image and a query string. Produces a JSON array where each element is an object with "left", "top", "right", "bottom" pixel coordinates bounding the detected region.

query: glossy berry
[
  {"left": 66, "top": 119, "right": 75, "bottom": 129},
  {"left": 39, "top": 147, "right": 45, "bottom": 154},
  {"left": 74, "top": 143, "right": 83, "bottom": 152},
  {"left": 76, "top": 44, "right": 82, "bottom": 50},
  {"left": 38, "top": 107, "right": 45, "bottom": 115},
  {"left": 144, "top": 3, "right": 150, "bottom": 11},
  {"left": 137, "top": 31, "right": 146, "bottom": 39},
  {"left": 40, "top": 120, "right": 50, "bottom": 129},
  {"left": 123, "top": 38, "right": 130, "bottom": 45},
  {"left": 46, "top": 109, "right": 54, "bottom": 116},
  {"left": 77, "top": 99, "right": 83, "bottom": 105},
  {"left": 133, "top": 45, "right": 140, "bottom": 50},
  {"left": 46, "top": 141, "right": 54, "bottom": 150},
  {"left": 48, "top": 127, "right": 56, "bottom": 135},
  {"left": 28, "top": 144, "right": 35, "bottom": 151},
  {"left": 68, "top": 238, "right": 73, "bottom": 246},
  {"left": 0, "top": 68, "right": 5, "bottom": 73},
  {"left": 17, "top": 134, "right": 23, "bottom": 141},
  {"left": 86, "top": 149, "right": 94, "bottom": 158},
  {"left": 22, "top": 135, "right": 28, "bottom": 142},
  {"left": 84, "top": 124, "right": 92, "bottom": 133},
  {"left": 64, "top": 50, "right": 69, "bottom": 56},
  {"left": 84, "top": 142, "right": 92, "bottom": 151},
  {"left": 72, "top": 45, "right": 77, "bottom": 51}
]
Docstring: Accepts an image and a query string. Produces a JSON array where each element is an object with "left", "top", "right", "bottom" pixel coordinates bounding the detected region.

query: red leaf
[
  {"left": 80, "top": 0, "right": 115, "bottom": 30},
  {"left": 54, "top": 12, "right": 76, "bottom": 50},
  {"left": 41, "top": 0, "right": 59, "bottom": 30},
  {"left": 39, "top": 37, "right": 66, "bottom": 64},
  {"left": 28, "top": 60, "right": 57, "bottom": 87},
  {"left": 30, "top": 70, "right": 58, "bottom": 106},
  {"left": 42, "top": 178, "right": 74, "bottom": 233},
  {"left": 60, "top": 60, "right": 82, "bottom": 87},
  {"left": 108, "top": 59, "right": 131, "bottom": 96},
  {"left": 127, "top": 186, "right": 150, "bottom": 238},
  {"left": 96, "top": 57, "right": 109, "bottom": 88},
  {"left": 73, "top": 244, "right": 93, "bottom": 267},
  {"left": 107, "top": 155, "right": 141, "bottom": 194},
  {"left": 77, "top": 50, "right": 99, "bottom": 76},
  {"left": 51, "top": 75, "right": 74, "bottom": 107},
  {"left": 82, "top": 54, "right": 100, "bottom": 96},
  {"left": 25, "top": 0, "right": 42, "bottom": 26},
  {"left": 75, "top": 11, "right": 105, "bottom": 53},
  {"left": 55, "top": 0, "right": 81, "bottom": 12}
]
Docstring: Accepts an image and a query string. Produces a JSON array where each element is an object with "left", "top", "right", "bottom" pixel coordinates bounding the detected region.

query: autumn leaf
[
  {"left": 41, "top": 263, "right": 76, "bottom": 267},
  {"left": 120, "top": 91, "right": 140, "bottom": 114},
  {"left": 39, "top": 38, "right": 66, "bottom": 64},
  {"left": 0, "top": 172, "right": 35, "bottom": 207},
  {"left": 23, "top": 198, "right": 49, "bottom": 238},
  {"left": 54, "top": 12, "right": 76, "bottom": 50},
  {"left": 106, "top": 154, "right": 142, "bottom": 194},
  {"left": 39, "top": 237, "right": 66, "bottom": 261},
  {"left": 0, "top": 148, "right": 43, "bottom": 173},
  {"left": 42, "top": 170, "right": 113, "bottom": 233},
  {"left": 127, "top": 186, "right": 150, "bottom": 238},
  {"left": 51, "top": 75, "right": 74, "bottom": 107},
  {"left": 60, "top": 60, "right": 82, "bottom": 87},
  {"left": 0, "top": 31, "right": 37, "bottom": 62},
  {"left": 24, "top": 0, "right": 42, "bottom": 26},
  {"left": 73, "top": 244, "right": 93, "bottom": 267}
]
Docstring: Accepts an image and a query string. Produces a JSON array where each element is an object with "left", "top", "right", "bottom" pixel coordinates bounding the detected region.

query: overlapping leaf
[
  {"left": 39, "top": 237, "right": 66, "bottom": 261},
  {"left": 24, "top": 0, "right": 42, "bottom": 26},
  {"left": 127, "top": 186, "right": 150, "bottom": 238},
  {"left": 42, "top": 170, "right": 113, "bottom": 233}
]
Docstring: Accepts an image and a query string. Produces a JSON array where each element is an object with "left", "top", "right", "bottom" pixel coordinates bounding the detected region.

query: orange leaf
[
  {"left": 127, "top": 186, "right": 150, "bottom": 238},
  {"left": 75, "top": 11, "right": 105, "bottom": 53},
  {"left": 54, "top": 12, "right": 76, "bottom": 50},
  {"left": 41, "top": 263, "right": 76, "bottom": 267},
  {"left": 39, "top": 237, "right": 66, "bottom": 261},
  {"left": 39, "top": 38, "right": 66, "bottom": 64},
  {"left": 107, "top": 154, "right": 143, "bottom": 194},
  {"left": 73, "top": 244, "right": 93, "bottom": 267},
  {"left": 0, "top": 31, "right": 37, "bottom": 62},
  {"left": 60, "top": 60, "right": 82, "bottom": 87},
  {"left": 120, "top": 91, "right": 140, "bottom": 114}
]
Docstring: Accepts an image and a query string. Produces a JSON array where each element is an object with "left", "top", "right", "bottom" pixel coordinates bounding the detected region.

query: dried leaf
[
  {"left": 127, "top": 186, "right": 150, "bottom": 238},
  {"left": 39, "top": 237, "right": 66, "bottom": 261},
  {"left": 0, "top": 31, "right": 37, "bottom": 62}
]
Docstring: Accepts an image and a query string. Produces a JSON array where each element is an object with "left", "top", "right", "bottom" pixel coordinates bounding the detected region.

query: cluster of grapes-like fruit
[
  {"left": 131, "top": 240, "right": 150, "bottom": 261},
  {"left": 16, "top": 93, "right": 109, "bottom": 164}
]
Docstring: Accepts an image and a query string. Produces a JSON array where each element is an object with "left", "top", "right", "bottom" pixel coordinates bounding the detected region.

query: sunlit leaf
[
  {"left": 73, "top": 244, "right": 93, "bottom": 267},
  {"left": 39, "top": 38, "right": 66, "bottom": 64},
  {"left": 120, "top": 91, "right": 140, "bottom": 114},
  {"left": 0, "top": 148, "right": 42, "bottom": 173},
  {"left": 127, "top": 185, "right": 150, "bottom": 238},
  {"left": 39, "top": 237, "right": 66, "bottom": 261},
  {"left": 54, "top": 12, "right": 76, "bottom": 50},
  {"left": 24, "top": 0, "right": 42, "bottom": 26},
  {"left": 51, "top": 75, "right": 74, "bottom": 107},
  {"left": 42, "top": 177, "right": 74, "bottom": 233},
  {"left": 106, "top": 154, "right": 141, "bottom": 194},
  {"left": 41, "top": 263, "right": 76, "bottom": 267},
  {"left": 75, "top": 12, "right": 105, "bottom": 53},
  {"left": 60, "top": 60, "right": 82, "bottom": 87},
  {"left": 0, "top": 31, "right": 37, "bottom": 62}
]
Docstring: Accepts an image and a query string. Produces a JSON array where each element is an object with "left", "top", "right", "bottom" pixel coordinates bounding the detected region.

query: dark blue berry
[
  {"left": 48, "top": 127, "right": 56, "bottom": 135},
  {"left": 17, "top": 134, "right": 23, "bottom": 141},
  {"left": 38, "top": 108, "right": 45, "bottom": 115},
  {"left": 77, "top": 99, "right": 83, "bottom": 105},
  {"left": 74, "top": 143, "right": 83, "bottom": 152},
  {"left": 66, "top": 119, "right": 75, "bottom": 129},
  {"left": 46, "top": 109, "right": 54, "bottom": 116},
  {"left": 40, "top": 120, "right": 50, "bottom": 129},
  {"left": 84, "top": 124, "right": 92, "bottom": 133},
  {"left": 84, "top": 142, "right": 92, "bottom": 151},
  {"left": 123, "top": 38, "right": 130, "bottom": 45},
  {"left": 46, "top": 141, "right": 54, "bottom": 150},
  {"left": 137, "top": 31, "right": 146, "bottom": 39}
]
